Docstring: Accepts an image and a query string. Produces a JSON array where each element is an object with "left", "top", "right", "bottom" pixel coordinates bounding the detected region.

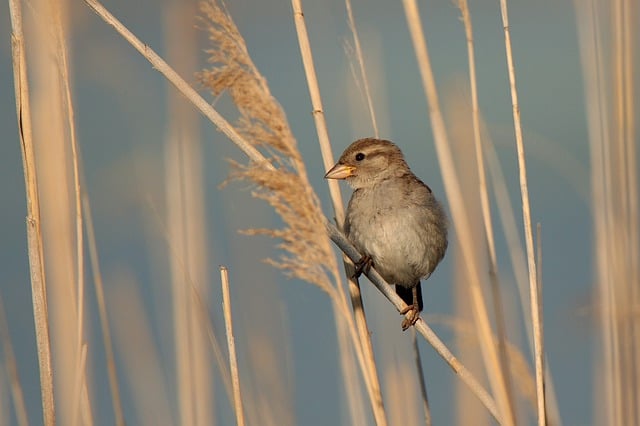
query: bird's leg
[
  {"left": 400, "top": 286, "right": 421, "bottom": 331},
  {"left": 352, "top": 254, "right": 373, "bottom": 279}
]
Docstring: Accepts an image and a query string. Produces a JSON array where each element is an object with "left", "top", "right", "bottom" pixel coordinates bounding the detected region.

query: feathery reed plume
[
  {"left": 197, "top": 0, "right": 340, "bottom": 296},
  {"left": 197, "top": 4, "right": 393, "bottom": 422}
]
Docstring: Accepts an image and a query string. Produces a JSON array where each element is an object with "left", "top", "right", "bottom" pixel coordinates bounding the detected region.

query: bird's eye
[{"left": 355, "top": 153, "right": 365, "bottom": 161}]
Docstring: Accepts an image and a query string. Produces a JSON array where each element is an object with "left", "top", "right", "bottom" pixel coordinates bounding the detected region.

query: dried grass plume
[{"left": 197, "top": 0, "right": 339, "bottom": 294}]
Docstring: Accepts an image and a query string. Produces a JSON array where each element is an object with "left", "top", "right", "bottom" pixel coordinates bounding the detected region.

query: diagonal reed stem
[
  {"left": 82, "top": 0, "right": 500, "bottom": 421},
  {"left": 290, "top": 1, "right": 388, "bottom": 424},
  {"left": 326, "top": 222, "right": 501, "bottom": 422}
]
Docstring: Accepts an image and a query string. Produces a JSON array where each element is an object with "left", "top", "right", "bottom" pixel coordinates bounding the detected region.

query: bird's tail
[{"left": 395, "top": 282, "right": 423, "bottom": 311}]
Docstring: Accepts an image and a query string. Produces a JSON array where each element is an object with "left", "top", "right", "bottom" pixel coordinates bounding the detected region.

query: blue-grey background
[{"left": 0, "top": 0, "right": 629, "bottom": 424}]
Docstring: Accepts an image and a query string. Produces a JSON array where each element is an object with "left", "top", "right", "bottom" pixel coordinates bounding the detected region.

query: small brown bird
[{"left": 325, "top": 138, "right": 448, "bottom": 330}]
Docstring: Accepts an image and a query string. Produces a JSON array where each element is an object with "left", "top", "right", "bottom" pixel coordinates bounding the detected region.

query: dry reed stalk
[
  {"left": 163, "top": 4, "right": 213, "bottom": 424},
  {"left": 80, "top": 0, "right": 360, "bottom": 377},
  {"left": 220, "top": 267, "right": 246, "bottom": 426},
  {"left": 83, "top": 0, "right": 269, "bottom": 168},
  {"left": 80, "top": 0, "right": 496, "bottom": 421},
  {"left": 197, "top": 0, "right": 339, "bottom": 295},
  {"left": 426, "top": 313, "right": 538, "bottom": 411},
  {"left": 344, "top": 0, "right": 379, "bottom": 137},
  {"left": 326, "top": 223, "right": 501, "bottom": 421},
  {"left": 574, "top": 0, "right": 639, "bottom": 424},
  {"left": 200, "top": 0, "right": 382, "bottom": 422},
  {"left": 28, "top": 0, "right": 94, "bottom": 421},
  {"left": 71, "top": 344, "right": 89, "bottom": 426},
  {"left": 7, "top": 0, "right": 54, "bottom": 423},
  {"left": 446, "top": 89, "right": 491, "bottom": 426},
  {"left": 402, "top": 0, "right": 513, "bottom": 423},
  {"left": 455, "top": 1, "right": 516, "bottom": 421},
  {"left": 483, "top": 129, "right": 562, "bottom": 425},
  {"left": 235, "top": 277, "right": 296, "bottom": 426},
  {"left": 344, "top": 3, "right": 430, "bottom": 421},
  {"left": 290, "top": 1, "right": 387, "bottom": 424},
  {"left": 47, "top": 2, "right": 94, "bottom": 422},
  {"left": 411, "top": 332, "right": 432, "bottom": 426},
  {"left": 496, "top": 1, "right": 546, "bottom": 423},
  {"left": 384, "top": 363, "right": 420, "bottom": 425},
  {"left": 151, "top": 202, "right": 236, "bottom": 409},
  {"left": 82, "top": 193, "right": 124, "bottom": 426},
  {"left": 108, "top": 272, "right": 174, "bottom": 426},
  {"left": 0, "top": 296, "right": 29, "bottom": 426},
  {"left": 334, "top": 310, "right": 367, "bottom": 425},
  {"left": 72, "top": 6, "right": 318, "bottom": 422},
  {"left": 199, "top": 3, "right": 386, "bottom": 424}
]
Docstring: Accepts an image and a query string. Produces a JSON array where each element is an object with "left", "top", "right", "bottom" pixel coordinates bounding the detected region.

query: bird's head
[{"left": 324, "top": 138, "right": 409, "bottom": 189}]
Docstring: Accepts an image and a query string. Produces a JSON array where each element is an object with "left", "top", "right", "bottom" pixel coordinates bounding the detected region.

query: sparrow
[{"left": 325, "top": 138, "right": 448, "bottom": 330}]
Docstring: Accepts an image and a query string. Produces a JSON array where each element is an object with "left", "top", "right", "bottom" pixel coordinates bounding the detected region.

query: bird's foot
[
  {"left": 399, "top": 303, "right": 420, "bottom": 331},
  {"left": 352, "top": 254, "right": 373, "bottom": 279}
]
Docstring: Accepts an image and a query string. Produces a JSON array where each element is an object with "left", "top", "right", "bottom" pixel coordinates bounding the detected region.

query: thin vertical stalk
[
  {"left": 345, "top": 0, "right": 379, "bottom": 137},
  {"left": 0, "top": 296, "right": 29, "bottom": 426},
  {"left": 290, "top": 1, "right": 387, "bottom": 425},
  {"left": 83, "top": 0, "right": 270, "bottom": 169},
  {"left": 484, "top": 134, "right": 563, "bottom": 425},
  {"left": 8, "top": 0, "right": 55, "bottom": 423},
  {"left": 220, "top": 267, "right": 246, "bottom": 426},
  {"left": 457, "top": 1, "right": 516, "bottom": 422},
  {"left": 290, "top": 0, "right": 345, "bottom": 224},
  {"left": 402, "top": 0, "right": 512, "bottom": 423},
  {"left": 621, "top": 0, "right": 639, "bottom": 421},
  {"left": 49, "top": 2, "right": 92, "bottom": 422},
  {"left": 497, "top": 0, "right": 546, "bottom": 424},
  {"left": 412, "top": 333, "right": 431, "bottom": 426},
  {"left": 164, "top": 4, "right": 213, "bottom": 424},
  {"left": 326, "top": 222, "right": 501, "bottom": 422},
  {"left": 83, "top": 192, "right": 125, "bottom": 426}
]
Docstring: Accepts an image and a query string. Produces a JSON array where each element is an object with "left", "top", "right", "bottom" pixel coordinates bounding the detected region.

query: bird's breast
[{"left": 345, "top": 188, "right": 446, "bottom": 286}]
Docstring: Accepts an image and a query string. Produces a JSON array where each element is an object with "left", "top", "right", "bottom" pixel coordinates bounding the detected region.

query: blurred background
[{"left": 0, "top": 0, "right": 637, "bottom": 425}]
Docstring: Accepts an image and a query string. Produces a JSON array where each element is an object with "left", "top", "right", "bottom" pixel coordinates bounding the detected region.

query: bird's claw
[
  {"left": 400, "top": 304, "right": 420, "bottom": 331},
  {"left": 352, "top": 255, "right": 373, "bottom": 279}
]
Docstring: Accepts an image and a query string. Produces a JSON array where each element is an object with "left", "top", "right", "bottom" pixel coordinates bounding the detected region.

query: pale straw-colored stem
[
  {"left": 8, "top": 0, "right": 55, "bottom": 424},
  {"left": 402, "top": 0, "right": 510, "bottom": 422},
  {"left": 484, "top": 135, "right": 563, "bottom": 425},
  {"left": 83, "top": 2, "right": 371, "bottom": 423},
  {"left": 457, "top": 0, "right": 516, "bottom": 422},
  {"left": 0, "top": 296, "right": 29, "bottom": 426},
  {"left": 291, "top": 1, "right": 387, "bottom": 424},
  {"left": 290, "top": 0, "right": 345, "bottom": 223},
  {"left": 326, "top": 222, "right": 500, "bottom": 422},
  {"left": 220, "top": 267, "right": 246, "bottom": 426},
  {"left": 83, "top": 0, "right": 272, "bottom": 171},
  {"left": 345, "top": 0, "right": 379, "bottom": 137},
  {"left": 412, "top": 332, "right": 432, "bottom": 426},
  {"left": 83, "top": 192, "right": 125, "bottom": 426},
  {"left": 71, "top": 344, "right": 89, "bottom": 426},
  {"left": 48, "top": 5, "right": 91, "bottom": 423},
  {"left": 497, "top": 1, "right": 546, "bottom": 424}
]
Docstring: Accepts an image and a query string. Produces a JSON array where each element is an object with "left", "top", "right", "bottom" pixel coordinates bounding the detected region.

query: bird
[{"left": 325, "top": 138, "right": 448, "bottom": 330}]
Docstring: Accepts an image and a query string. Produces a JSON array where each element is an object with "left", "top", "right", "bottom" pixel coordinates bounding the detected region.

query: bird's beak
[{"left": 324, "top": 163, "right": 356, "bottom": 180}]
